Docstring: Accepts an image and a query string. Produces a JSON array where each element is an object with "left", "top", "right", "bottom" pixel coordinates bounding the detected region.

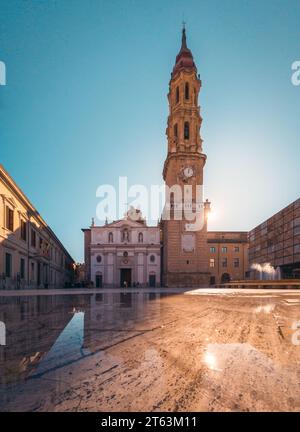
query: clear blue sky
[{"left": 1, "top": 0, "right": 300, "bottom": 262}]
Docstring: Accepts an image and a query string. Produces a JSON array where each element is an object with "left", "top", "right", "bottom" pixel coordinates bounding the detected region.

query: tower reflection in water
[{"left": 0, "top": 291, "right": 164, "bottom": 409}]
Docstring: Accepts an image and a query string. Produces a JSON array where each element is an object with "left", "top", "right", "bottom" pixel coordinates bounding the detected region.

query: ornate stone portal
[{"left": 162, "top": 27, "right": 211, "bottom": 287}]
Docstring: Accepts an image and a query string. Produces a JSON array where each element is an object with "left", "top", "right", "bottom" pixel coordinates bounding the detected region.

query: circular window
[
  {"left": 96, "top": 255, "right": 102, "bottom": 263},
  {"left": 150, "top": 254, "right": 155, "bottom": 263},
  {"left": 123, "top": 251, "right": 128, "bottom": 258}
]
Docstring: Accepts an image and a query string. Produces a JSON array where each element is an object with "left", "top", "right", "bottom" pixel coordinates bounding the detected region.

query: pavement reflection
[{"left": 0, "top": 289, "right": 299, "bottom": 412}]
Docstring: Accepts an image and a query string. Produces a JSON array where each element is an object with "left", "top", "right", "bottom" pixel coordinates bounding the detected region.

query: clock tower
[{"left": 162, "top": 27, "right": 210, "bottom": 287}]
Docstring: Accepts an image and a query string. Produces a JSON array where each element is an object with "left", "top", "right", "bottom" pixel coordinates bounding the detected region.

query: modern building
[
  {"left": 161, "top": 27, "right": 211, "bottom": 287},
  {"left": 82, "top": 208, "right": 161, "bottom": 288},
  {"left": 249, "top": 198, "right": 300, "bottom": 279},
  {"left": 207, "top": 231, "right": 249, "bottom": 284},
  {"left": 0, "top": 164, "right": 74, "bottom": 289}
]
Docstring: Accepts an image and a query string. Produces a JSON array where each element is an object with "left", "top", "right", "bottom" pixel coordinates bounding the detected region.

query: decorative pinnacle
[{"left": 181, "top": 22, "right": 187, "bottom": 50}]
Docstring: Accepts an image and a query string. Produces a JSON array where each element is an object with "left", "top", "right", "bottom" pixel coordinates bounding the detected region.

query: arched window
[
  {"left": 169, "top": 191, "right": 175, "bottom": 219},
  {"left": 122, "top": 228, "right": 129, "bottom": 242},
  {"left": 184, "top": 121, "right": 190, "bottom": 140},
  {"left": 138, "top": 232, "right": 143, "bottom": 243},
  {"left": 176, "top": 86, "right": 179, "bottom": 103},
  {"left": 170, "top": 191, "right": 175, "bottom": 209},
  {"left": 174, "top": 123, "right": 178, "bottom": 138},
  {"left": 185, "top": 82, "right": 189, "bottom": 100},
  {"left": 108, "top": 232, "right": 113, "bottom": 243}
]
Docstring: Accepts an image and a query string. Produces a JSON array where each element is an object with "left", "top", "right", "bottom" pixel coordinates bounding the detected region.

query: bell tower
[{"left": 162, "top": 26, "right": 210, "bottom": 287}]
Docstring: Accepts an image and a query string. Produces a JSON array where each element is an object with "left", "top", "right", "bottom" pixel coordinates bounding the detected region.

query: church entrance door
[
  {"left": 120, "top": 268, "right": 132, "bottom": 287},
  {"left": 95, "top": 274, "right": 103, "bottom": 288},
  {"left": 149, "top": 275, "right": 156, "bottom": 287}
]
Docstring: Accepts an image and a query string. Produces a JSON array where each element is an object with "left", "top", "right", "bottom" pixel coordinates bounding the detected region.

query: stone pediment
[{"left": 104, "top": 218, "right": 147, "bottom": 229}]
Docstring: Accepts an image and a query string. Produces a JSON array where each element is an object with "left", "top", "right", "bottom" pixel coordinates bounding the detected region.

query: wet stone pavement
[{"left": 0, "top": 288, "right": 300, "bottom": 412}]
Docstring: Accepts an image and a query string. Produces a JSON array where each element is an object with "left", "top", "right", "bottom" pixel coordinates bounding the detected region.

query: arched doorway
[
  {"left": 149, "top": 273, "right": 156, "bottom": 287},
  {"left": 221, "top": 273, "right": 231, "bottom": 284},
  {"left": 120, "top": 268, "right": 132, "bottom": 287},
  {"left": 95, "top": 273, "right": 103, "bottom": 288}
]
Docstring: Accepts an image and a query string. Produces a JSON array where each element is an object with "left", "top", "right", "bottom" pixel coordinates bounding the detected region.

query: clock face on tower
[{"left": 183, "top": 166, "right": 194, "bottom": 179}]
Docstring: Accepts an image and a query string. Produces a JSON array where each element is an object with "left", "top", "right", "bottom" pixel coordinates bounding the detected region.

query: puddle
[
  {"left": 0, "top": 292, "right": 174, "bottom": 387},
  {"left": 31, "top": 311, "right": 86, "bottom": 378},
  {"left": 1, "top": 291, "right": 299, "bottom": 411}
]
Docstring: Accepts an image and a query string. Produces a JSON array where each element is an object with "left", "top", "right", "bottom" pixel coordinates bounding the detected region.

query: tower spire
[
  {"left": 172, "top": 24, "right": 196, "bottom": 77},
  {"left": 181, "top": 22, "right": 187, "bottom": 50}
]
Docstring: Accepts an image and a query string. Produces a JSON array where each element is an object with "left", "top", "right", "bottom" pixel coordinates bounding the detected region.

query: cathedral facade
[{"left": 83, "top": 209, "right": 161, "bottom": 288}]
